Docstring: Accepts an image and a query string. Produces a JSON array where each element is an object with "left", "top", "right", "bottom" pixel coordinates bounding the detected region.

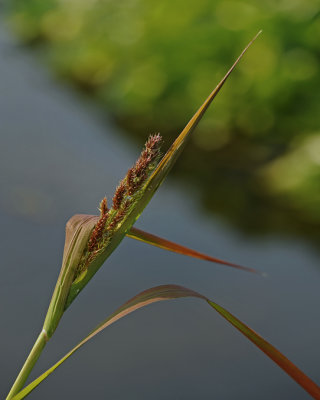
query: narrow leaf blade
[
  {"left": 13, "top": 283, "right": 320, "bottom": 400},
  {"left": 128, "top": 227, "right": 258, "bottom": 274},
  {"left": 146, "top": 31, "right": 262, "bottom": 194}
]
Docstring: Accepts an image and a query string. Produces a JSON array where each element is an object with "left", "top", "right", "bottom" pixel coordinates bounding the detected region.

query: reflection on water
[{"left": 0, "top": 23, "right": 319, "bottom": 400}]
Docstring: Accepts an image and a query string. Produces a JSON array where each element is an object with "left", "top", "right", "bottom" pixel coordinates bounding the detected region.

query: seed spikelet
[{"left": 99, "top": 197, "right": 108, "bottom": 216}]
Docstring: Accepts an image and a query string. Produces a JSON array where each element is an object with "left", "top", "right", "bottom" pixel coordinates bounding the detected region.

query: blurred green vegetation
[{"left": 8, "top": 0, "right": 320, "bottom": 241}]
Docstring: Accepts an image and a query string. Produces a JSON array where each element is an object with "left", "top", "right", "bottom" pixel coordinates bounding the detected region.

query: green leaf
[
  {"left": 66, "top": 32, "right": 262, "bottom": 307},
  {"left": 127, "top": 226, "right": 259, "bottom": 274},
  {"left": 13, "top": 284, "right": 320, "bottom": 400}
]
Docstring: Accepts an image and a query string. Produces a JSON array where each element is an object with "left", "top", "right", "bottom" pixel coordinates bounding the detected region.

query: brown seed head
[
  {"left": 112, "top": 181, "right": 127, "bottom": 209},
  {"left": 99, "top": 197, "right": 108, "bottom": 216},
  {"left": 76, "top": 134, "right": 163, "bottom": 278},
  {"left": 126, "top": 168, "right": 135, "bottom": 192},
  {"left": 145, "top": 133, "right": 162, "bottom": 152},
  {"left": 88, "top": 212, "right": 109, "bottom": 251},
  {"left": 126, "top": 134, "right": 162, "bottom": 196}
]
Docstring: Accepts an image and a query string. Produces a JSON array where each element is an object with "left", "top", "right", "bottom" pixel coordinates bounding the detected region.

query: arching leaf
[{"left": 13, "top": 284, "right": 320, "bottom": 400}]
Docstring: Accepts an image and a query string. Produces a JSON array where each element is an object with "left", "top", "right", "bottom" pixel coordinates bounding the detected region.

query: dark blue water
[{"left": 0, "top": 22, "right": 319, "bottom": 400}]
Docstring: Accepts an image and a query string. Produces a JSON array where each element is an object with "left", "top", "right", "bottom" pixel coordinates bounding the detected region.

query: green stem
[{"left": 6, "top": 330, "right": 48, "bottom": 400}]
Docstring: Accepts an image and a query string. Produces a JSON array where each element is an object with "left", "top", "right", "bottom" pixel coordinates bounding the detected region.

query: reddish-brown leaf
[{"left": 128, "top": 227, "right": 259, "bottom": 274}]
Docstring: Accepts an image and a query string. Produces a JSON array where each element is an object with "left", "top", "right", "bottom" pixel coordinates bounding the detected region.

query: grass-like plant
[{"left": 6, "top": 32, "right": 320, "bottom": 400}]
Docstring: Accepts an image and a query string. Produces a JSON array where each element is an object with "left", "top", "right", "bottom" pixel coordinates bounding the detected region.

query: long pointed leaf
[
  {"left": 67, "top": 32, "right": 262, "bottom": 306},
  {"left": 145, "top": 31, "right": 262, "bottom": 192},
  {"left": 128, "top": 227, "right": 258, "bottom": 274},
  {"left": 13, "top": 284, "right": 320, "bottom": 400}
]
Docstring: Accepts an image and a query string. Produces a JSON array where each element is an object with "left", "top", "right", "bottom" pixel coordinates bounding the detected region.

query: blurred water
[{"left": 0, "top": 22, "right": 319, "bottom": 400}]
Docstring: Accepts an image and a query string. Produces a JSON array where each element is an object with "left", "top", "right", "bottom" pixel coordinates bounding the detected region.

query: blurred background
[
  {"left": 1, "top": 1, "right": 319, "bottom": 399},
  {"left": 7, "top": 0, "right": 320, "bottom": 241}
]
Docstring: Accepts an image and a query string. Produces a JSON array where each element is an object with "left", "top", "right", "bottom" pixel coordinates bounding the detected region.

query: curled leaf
[{"left": 43, "top": 214, "right": 97, "bottom": 337}]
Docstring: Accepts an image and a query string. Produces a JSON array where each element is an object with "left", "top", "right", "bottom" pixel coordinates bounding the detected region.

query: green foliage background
[{"left": 8, "top": 0, "right": 320, "bottom": 241}]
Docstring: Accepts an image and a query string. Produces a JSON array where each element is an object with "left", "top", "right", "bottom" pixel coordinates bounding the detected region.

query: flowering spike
[
  {"left": 145, "top": 133, "right": 162, "bottom": 152},
  {"left": 126, "top": 168, "right": 135, "bottom": 194},
  {"left": 88, "top": 212, "right": 109, "bottom": 252},
  {"left": 99, "top": 197, "right": 108, "bottom": 216},
  {"left": 113, "top": 181, "right": 127, "bottom": 210},
  {"left": 126, "top": 134, "right": 163, "bottom": 196},
  {"left": 73, "top": 134, "right": 163, "bottom": 279}
]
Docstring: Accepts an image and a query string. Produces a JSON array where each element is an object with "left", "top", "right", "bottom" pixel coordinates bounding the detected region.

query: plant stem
[{"left": 6, "top": 329, "right": 48, "bottom": 400}]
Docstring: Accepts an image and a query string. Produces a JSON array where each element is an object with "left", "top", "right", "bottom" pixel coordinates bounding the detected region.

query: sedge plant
[{"left": 6, "top": 32, "right": 320, "bottom": 400}]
